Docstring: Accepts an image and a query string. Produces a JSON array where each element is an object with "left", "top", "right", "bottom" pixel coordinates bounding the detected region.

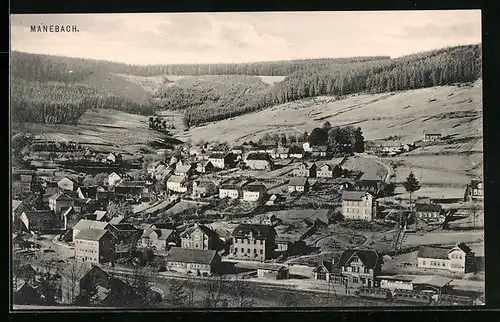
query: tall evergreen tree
[
  {"left": 354, "top": 127, "right": 365, "bottom": 153},
  {"left": 403, "top": 171, "right": 421, "bottom": 218}
]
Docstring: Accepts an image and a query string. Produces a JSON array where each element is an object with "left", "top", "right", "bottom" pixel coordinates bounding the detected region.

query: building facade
[
  {"left": 48, "top": 192, "right": 75, "bottom": 215},
  {"left": 231, "top": 224, "right": 276, "bottom": 261},
  {"left": 288, "top": 177, "right": 310, "bottom": 193},
  {"left": 417, "top": 243, "right": 475, "bottom": 274},
  {"left": 20, "top": 211, "right": 54, "bottom": 232},
  {"left": 242, "top": 184, "right": 267, "bottom": 202},
  {"left": 74, "top": 228, "right": 116, "bottom": 264},
  {"left": 180, "top": 224, "right": 223, "bottom": 251},
  {"left": 219, "top": 186, "right": 240, "bottom": 199},
  {"left": 293, "top": 163, "right": 317, "bottom": 177},
  {"left": 166, "top": 247, "right": 221, "bottom": 276},
  {"left": 342, "top": 191, "right": 375, "bottom": 221}
]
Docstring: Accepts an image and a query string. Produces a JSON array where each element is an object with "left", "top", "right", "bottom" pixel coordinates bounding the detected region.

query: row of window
[
  {"left": 345, "top": 208, "right": 370, "bottom": 214},
  {"left": 235, "top": 238, "right": 264, "bottom": 245},
  {"left": 450, "top": 253, "right": 463, "bottom": 260},
  {"left": 235, "top": 248, "right": 264, "bottom": 255},
  {"left": 344, "top": 201, "right": 370, "bottom": 206},
  {"left": 343, "top": 266, "right": 370, "bottom": 274},
  {"left": 417, "top": 213, "right": 440, "bottom": 218},
  {"left": 422, "top": 260, "right": 447, "bottom": 267},
  {"left": 77, "top": 248, "right": 97, "bottom": 254}
]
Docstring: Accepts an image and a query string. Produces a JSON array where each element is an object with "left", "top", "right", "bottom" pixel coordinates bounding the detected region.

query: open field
[
  {"left": 175, "top": 81, "right": 481, "bottom": 148},
  {"left": 401, "top": 230, "right": 483, "bottom": 248},
  {"left": 13, "top": 108, "right": 179, "bottom": 156},
  {"left": 342, "top": 156, "right": 388, "bottom": 181},
  {"left": 165, "top": 200, "right": 208, "bottom": 215}
]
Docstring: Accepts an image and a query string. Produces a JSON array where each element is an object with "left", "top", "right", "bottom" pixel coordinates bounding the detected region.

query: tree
[
  {"left": 280, "top": 133, "right": 287, "bottom": 146},
  {"left": 277, "top": 291, "right": 300, "bottom": 307},
  {"left": 229, "top": 279, "right": 256, "bottom": 307},
  {"left": 129, "top": 265, "right": 160, "bottom": 307},
  {"left": 323, "top": 121, "right": 332, "bottom": 130},
  {"left": 354, "top": 127, "right": 365, "bottom": 153},
  {"left": 403, "top": 171, "right": 421, "bottom": 219},
  {"left": 202, "top": 274, "right": 229, "bottom": 308},
  {"left": 65, "top": 261, "right": 86, "bottom": 304},
  {"left": 106, "top": 200, "right": 132, "bottom": 219},
  {"left": 308, "top": 127, "right": 329, "bottom": 146},
  {"left": 301, "top": 131, "right": 309, "bottom": 143},
  {"left": 165, "top": 279, "right": 187, "bottom": 307}
]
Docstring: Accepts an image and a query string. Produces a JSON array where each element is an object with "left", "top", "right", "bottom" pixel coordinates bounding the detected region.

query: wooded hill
[{"left": 10, "top": 44, "right": 481, "bottom": 127}]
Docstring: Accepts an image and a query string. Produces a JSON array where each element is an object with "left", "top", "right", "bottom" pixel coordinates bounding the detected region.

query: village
[{"left": 11, "top": 122, "right": 485, "bottom": 308}]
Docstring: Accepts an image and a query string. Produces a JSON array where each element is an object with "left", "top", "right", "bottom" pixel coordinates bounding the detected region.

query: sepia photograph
[{"left": 10, "top": 10, "right": 484, "bottom": 309}]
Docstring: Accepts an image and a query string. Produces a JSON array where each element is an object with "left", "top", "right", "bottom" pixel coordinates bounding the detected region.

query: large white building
[{"left": 341, "top": 191, "right": 375, "bottom": 221}]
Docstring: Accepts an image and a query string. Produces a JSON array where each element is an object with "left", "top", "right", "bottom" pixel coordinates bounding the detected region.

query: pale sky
[{"left": 10, "top": 11, "right": 481, "bottom": 65}]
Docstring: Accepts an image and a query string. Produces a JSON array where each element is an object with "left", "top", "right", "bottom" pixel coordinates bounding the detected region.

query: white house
[
  {"left": 303, "top": 142, "right": 312, "bottom": 152},
  {"left": 342, "top": 191, "right": 375, "bottom": 221},
  {"left": 108, "top": 172, "right": 123, "bottom": 187},
  {"left": 166, "top": 175, "right": 190, "bottom": 193},
  {"left": 219, "top": 185, "right": 240, "bottom": 199},
  {"left": 57, "top": 177, "right": 77, "bottom": 191},
  {"left": 242, "top": 184, "right": 267, "bottom": 202}
]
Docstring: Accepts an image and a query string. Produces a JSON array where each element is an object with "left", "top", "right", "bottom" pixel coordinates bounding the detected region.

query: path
[{"left": 355, "top": 153, "right": 393, "bottom": 183}]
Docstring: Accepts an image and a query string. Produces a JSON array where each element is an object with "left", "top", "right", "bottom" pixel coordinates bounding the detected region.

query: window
[
  {"left": 254, "top": 249, "right": 257, "bottom": 254},
  {"left": 241, "top": 248, "right": 244, "bottom": 253},
  {"left": 364, "top": 267, "right": 369, "bottom": 274},
  {"left": 247, "top": 248, "right": 251, "bottom": 253},
  {"left": 260, "top": 250, "right": 263, "bottom": 255},
  {"left": 260, "top": 240, "right": 264, "bottom": 245},
  {"left": 235, "top": 248, "right": 238, "bottom": 253},
  {"left": 352, "top": 277, "right": 359, "bottom": 284},
  {"left": 254, "top": 240, "right": 257, "bottom": 245},
  {"left": 422, "top": 260, "right": 426, "bottom": 265}
]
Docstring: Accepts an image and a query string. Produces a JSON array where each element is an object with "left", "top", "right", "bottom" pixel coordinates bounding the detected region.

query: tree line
[
  {"left": 11, "top": 51, "right": 389, "bottom": 81},
  {"left": 11, "top": 78, "right": 155, "bottom": 123},
  {"left": 182, "top": 45, "right": 481, "bottom": 127}
]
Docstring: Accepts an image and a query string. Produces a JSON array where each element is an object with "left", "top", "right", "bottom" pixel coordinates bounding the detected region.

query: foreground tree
[
  {"left": 354, "top": 127, "right": 365, "bottom": 153},
  {"left": 403, "top": 171, "right": 421, "bottom": 218},
  {"left": 106, "top": 201, "right": 133, "bottom": 219},
  {"left": 229, "top": 279, "right": 256, "bottom": 307},
  {"left": 277, "top": 291, "right": 300, "bottom": 307},
  {"left": 165, "top": 279, "right": 187, "bottom": 308},
  {"left": 202, "top": 274, "right": 230, "bottom": 308}
]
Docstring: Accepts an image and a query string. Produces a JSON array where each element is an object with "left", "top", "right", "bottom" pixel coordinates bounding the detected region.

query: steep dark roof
[
  {"left": 337, "top": 249, "right": 382, "bottom": 269},
  {"left": 167, "top": 247, "right": 217, "bottom": 265},
  {"left": 209, "top": 153, "right": 228, "bottom": 159},
  {"left": 247, "top": 153, "right": 272, "bottom": 161},
  {"left": 415, "top": 203, "right": 442, "bottom": 212},
  {"left": 232, "top": 224, "right": 276, "bottom": 239},
  {"left": 78, "top": 186, "right": 98, "bottom": 198},
  {"left": 75, "top": 228, "right": 114, "bottom": 241},
  {"left": 455, "top": 242, "right": 472, "bottom": 254},
  {"left": 289, "top": 177, "right": 308, "bottom": 186},
  {"left": 470, "top": 180, "right": 483, "bottom": 188},
  {"left": 243, "top": 184, "right": 266, "bottom": 192},
  {"left": 49, "top": 191, "right": 74, "bottom": 201},
  {"left": 417, "top": 246, "right": 450, "bottom": 259},
  {"left": 22, "top": 210, "right": 54, "bottom": 221},
  {"left": 112, "top": 223, "right": 137, "bottom": 231}
]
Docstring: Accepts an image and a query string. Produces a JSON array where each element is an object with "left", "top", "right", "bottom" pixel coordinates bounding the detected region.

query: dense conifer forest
[{"left": 10, "top": 44, "right": 481, "bottom": 126}]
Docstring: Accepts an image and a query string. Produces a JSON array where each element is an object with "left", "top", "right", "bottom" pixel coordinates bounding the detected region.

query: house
[
  {"left": 288, "top": 177, "right": 309, "bottom": 193},
  {"left": 196, "top": 160, "right": 215, "bottom": 174},
  {"left": 219, "top": 184, "right": 241, "bottom": 199},
  {"left": 416, "top": 197, "right": 433, "bottom": 205},
  {"left": 314, "top": 249, "right": 383, "bottom": 287},
  {"left": 174, "top": 163, "right": 195, "bottom": 177},
  {"left": 274, "top": 238, "right": 293, "bottom": 253},
  {"left": 465, "top": 179, "right": 483, "bottom": 201},
  {"left": 74, "top": 228, "right": 117, "bottom": 264},
  {"left": 292, "top": 162, "right": 317, "bottom": 177},
  {"left": 245, "top": 153, "right": 274, "bottom": 171},
  {"left": 166, "top": 247, "right": 222, "bottom": 276},
  {"left": 48, "top": 191, "right": 75, "bottom": 215},
  {"left": 354, "top": 179, "right": 383, "bottom": 195},
  {"left": 208, "top": 153, "right": 234, "bottom": 169},
  {"left": 342, "top": 191, "right": 375, "bottom": 221},
  {"left": 180, "top": 224, "right": 224, "bottom": 251},
  {"left": 262, "top": 213, "right": 282, "bottom": 226},
  {"left": 106, "top": 152, "right": 122, "bottom": 164},
  {"left": 57, "top": 262, "right": 115, "bottom": 305},
  {"left": 57, "top": 177, "right": 78, "bottom": 191},
  {"left": 148, "top": 162, "right": 171, "bottom": 182},
  {"left": 61, "top": 207, "right": 76, "bottom": 230},
  {"left": 289, "top": 146, "right": 304, "bottom": 159},
  {"left": 242, "top": 184, "right": 267, "bottom": 202},
  {"left": 272, "top": 147, "right": 290, "bottom": 159},
  {"left": 231, "top": 224, "right": 277, "bottom": 261},
  {"left": 108, "top": 172, "right": 123, "bottom": 187},
  {"left": 147, "top": 160, "right": 163, "bottom": 175},
  {"left": 13, "top": 280, "right": 41, "bottom": 305},
  {"left": 316, "top": 163, "right": 343, "bottom": 178},
  {"left": 311, "top": 146, "right": 332, "bottom": 158},
  {"left": 303, "top": 142, "right": 312, "bottom": 152},
  {"left": 112, "top": 223, "right": 140, "bottom": 244},
  {"left": 415, "top": 203, "right": 443, "bottom": 222},
  {"left": 231, "top": 146, "right": 244, "bottom": 155},
  {"left": 423, "top": 132, "right": 442, "bottom": 142},
  {"left": 265, "top": 194, "right": 284, "bottom": 206},
  {"left": 114, "top": 181, "right": 149, "bottom": 200},
  {"left": 192, "top": 180, "right": 218, "bottom": 198},
  {"left": 76, "top": 186, "right": 98, "bottom": 199},
  {"left": 139, "top": 228, "right": 179, "bottom": 252},
  {"left": 20, "top": 174, "right": 34, "bottom": 194},
  {"left": 20, "top": 211, "right": 54, "bottom": 232},
  {"left": 257, "top": 265, "right": 289, "bottom": 280},
  {"left": 417, "top": 243, "right": 476, "bottom": 273},
  {"left": 166, "top": 175, "right": 190, "bottom": 193},
  {"left": 72, "top": 219, "right": 112, "bottom": 242}
]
